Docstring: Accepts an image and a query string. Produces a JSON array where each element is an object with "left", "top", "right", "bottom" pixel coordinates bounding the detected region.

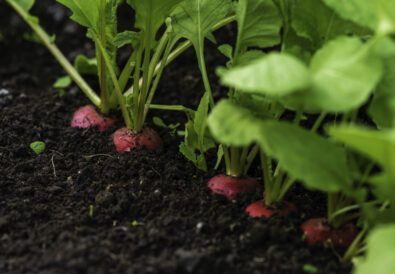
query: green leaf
[
  {"left": 303, "top": 36, "right": 383, "bottom": 112},
  {"left": 292, "top": 0, "right": 367, "bottom": 49},
  {"left": 322, "top": 0, "right": 377, "bottom": 31},
  {"left": 56, "top": 0, "right": 100, "bottom": 31},
  {"left": 171, "top": 0, "right": 232, "bottom": 52},
  {"left": 235, "top": 0, "right": 282, "bottom": 50},
  {"left": 236, "top": 50, "right": 266, "bottom": 66},
  {"left": 215, "top": 144, "right": 224, "bottom": 169},
  {"left": 194, "top": 90, "right": 211, "bottom": 150},
  {"left": 282, "top": 26, "right": 314, "bottom": 64},
  {"left": 218, "top": 44, "right": 233, "bottom": 60},
  {"left": 369, "top": 59, "right": 395, "bottom": 128},
  {"left": 208, "top": 100, "right": 352, "bottom": 192},
  {"left": 323, "top": 0, "right": 395, "bottom": 35},
  {"left": 11, "top": 0, "right": 35, "bottom": 12},
  {"left": 53, "top": 76, "right": 72, "bottom": 88},
  {"left": 113, "top": 30, "right": 140, "bottom": 48},
  {"left": 74, "top": 54, "right": 97, "bottom": 75},
  {"left": 220, "top": 53, "right": 311, "bottom": 97},
  {"left": 179, "top": 142, "right": 198, "bottom": 163},
  {"left": 30, "top": 141, "right": 46, "bottom": 155},
  {"left": 354, "top": 224, "right": 395, "bottom": 274},
  {"left": 328, "top": 125, "right": 395, "bottom": 180},
  {"left": 127, "top": 0, "right": 183, "bottom": 42}
]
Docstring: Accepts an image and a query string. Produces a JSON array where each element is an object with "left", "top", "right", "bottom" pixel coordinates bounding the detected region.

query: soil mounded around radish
[{"left": 0, "top": 1, "right": 353, "bottom": 273}]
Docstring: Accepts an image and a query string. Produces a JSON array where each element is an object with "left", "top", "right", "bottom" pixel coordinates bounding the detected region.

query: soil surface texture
[{"left": 1, "top": 1, "right": 352, "bottom": 273}]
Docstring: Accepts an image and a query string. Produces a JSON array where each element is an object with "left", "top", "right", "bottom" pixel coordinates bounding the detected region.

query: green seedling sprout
[{"left": 30, "top": 141, "right": 46, "bottom": 155}]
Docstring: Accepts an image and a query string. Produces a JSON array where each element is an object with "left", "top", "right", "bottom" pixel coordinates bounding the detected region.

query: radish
[
  {"left": 113, "top": 126, "right": 163, "bottom": 153},
  {"left": 246, "top": 199, "right": 297, "bottom": 218},
  {"left": 71, "top": 105, "right": 114, "bottom": 131},
  {"left": 207, "top": 174, "right": 259, "bottom": 200},
  {"left": 301, "top": 218, "right": 358, "bottom": 248}
]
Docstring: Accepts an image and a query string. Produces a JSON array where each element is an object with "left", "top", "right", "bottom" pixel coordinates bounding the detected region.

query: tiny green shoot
[{"left": 30, "top": 141, "right": 46, "bottom": 155}]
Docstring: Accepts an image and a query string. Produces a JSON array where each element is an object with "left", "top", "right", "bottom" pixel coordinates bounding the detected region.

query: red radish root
[
  {"left": 113, "top": 127, "right": 163, "bottom": 153},
  {"left": 301, "top": 218, "right": 358, "bottom": 248},
  {"left": 246, "top": 199, "right": 297, "bottom": 218},
  {"left": 207, "top": 175, "right": 259, "bottom": 200},
  {"left": 71, "top": 105, "right": 114, "bottom": 131}
]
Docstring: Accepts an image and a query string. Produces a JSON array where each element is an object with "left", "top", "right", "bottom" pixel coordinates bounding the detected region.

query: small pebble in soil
[
  {"left": 0, "top": 88, "right": 9, "bottom": 95},
  {"left": 196, "top": 222, "right": 204, "bottom": 233}
]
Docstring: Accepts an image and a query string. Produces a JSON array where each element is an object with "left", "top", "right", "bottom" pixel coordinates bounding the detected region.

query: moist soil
[{"left": 0, "top": 2, "right": 353, "bottom": 273}]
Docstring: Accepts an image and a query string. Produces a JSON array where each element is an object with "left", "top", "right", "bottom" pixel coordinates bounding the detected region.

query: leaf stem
[
  {"left": 92, "top": 32, "right": 133, "bottom": 129},
  {"left": 98, "top": 0, "right": 109, "bottom": 114},
  {"left": 6, "top": 0, "right": 101, "bottom": 107},
  {"left": 341, "top": 225, "right": 368, "bottom": 263},
  {"left": 124, "top": 15, "right": 236, "bottom": 96},
  {"left": 311, "top": 112, "right": 327, "bottom": 132}
]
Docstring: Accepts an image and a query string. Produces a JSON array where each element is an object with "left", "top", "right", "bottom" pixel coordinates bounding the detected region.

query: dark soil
[{"left": 0, "top": 2, "right": 352, "bottom": 273}]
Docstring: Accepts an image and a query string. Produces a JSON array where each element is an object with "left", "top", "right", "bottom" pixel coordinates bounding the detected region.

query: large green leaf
[
  {"left": 292, "top": 0, "right": 366, "bottom": 49},
  {"left": 220, "top": 52, "right": 311, "bottom": 97},
  {"left": 208, "top": 100, "right": 352, "bottom": 192},
  {"left": 127, "top": 0, "right": 183, "bottom": 42},
  {"left": 323, "top": 0, "right": 377, "bottom": 31},
  {"left": 354, "top": 224, "right": 395, "bottom": 274},
  {"left": 305, "top": 36, "right": 383, "bottom": 112},
  {"left": 171, "top": 0, "right": 232, "bottom": 52},
  {"left": 369, "top": 59, "right": 395, "bottom": 128},
  {"left": 323, "top": 0, "right": 395, "bottom": 35},
  {"left": 57, "top": 0, "right": 100, "bottom": 31},
  {"left": 329, "top": 125, "right": 395, "bottom": 181},
  {"left": 235, "top": 0, "right": 282, "bottom": 50}
]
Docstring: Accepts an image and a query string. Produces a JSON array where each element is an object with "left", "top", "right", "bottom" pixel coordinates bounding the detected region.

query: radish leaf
[
  {"left": 127, "top": 0, "right": 183, "bottom": 43},
  {"left": 208, "top": 100, "right": 352, "bottom": 192},
  {"left": 285, "top": 36, "right": 383, "bottom": 113},
  {"left": 369, "top": 59, "right": 395, "bottom": 128},
  {"left": 235, "top": 0, "right": 282, "bottom": 50},
  {"left": 220, "top": 53, "right": 311, "bottom": 96},
  {"left": 292, "top": 0, "right": 367, "bottom": 49},
  {"left": 56, "top": 0, "right": 100, "bottom": 31}
]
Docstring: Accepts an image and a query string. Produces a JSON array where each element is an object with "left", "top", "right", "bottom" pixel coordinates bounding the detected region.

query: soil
[{"left": 0, "top": 1, "right": 353, "bottom": 273}]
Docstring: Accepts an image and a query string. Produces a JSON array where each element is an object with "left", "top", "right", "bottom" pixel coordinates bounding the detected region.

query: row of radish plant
[{"left": 6, "top": 0, "right": 395, "bottom": 272}]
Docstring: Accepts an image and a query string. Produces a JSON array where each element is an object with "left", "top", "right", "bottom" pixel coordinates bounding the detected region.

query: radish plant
[
  {"left": 6, "top": 0, "right": 236, "bottom": 152},
  {"left": 207, "top": 0, "right": 393, "bottom": 241},
  {"left": 174, "top": 0, "right": 284, "bottom": 199}
]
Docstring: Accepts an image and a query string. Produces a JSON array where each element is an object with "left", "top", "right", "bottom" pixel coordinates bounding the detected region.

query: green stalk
[
  {"left": 131, "top": 47, "right": 143, "bottom": 124},
  {"left": 260, "top": 150, "right": 273, "bottom": 204},
  {"left": 98, "top": 0, "right": 109, "bottom": 114},
  {"left": 229, "top": 147, "right": 242, "bottom": 176},
  {"left": 147, "top": 30, "right": 170, "bottom": 87},
  {"left": 124, "top": 15, "right": 236, "bottom": 97},
  {"left": 197, "top": 46, "right": 215, "bottom": 109},
  {"left": 118, "top": 51, "right": 136, "bottom": 93},
  {"left": 239, "top": 146, "right": 250, "bottom": 172},
  {"left": 327, "top": 192, "right": 341, "bottom": 227},
  {"left": 135, "top": 10, "right": 153, "bottom": 132},
  {"left": 92, "top": 32, "right": 133, "bottom": 129},
  {"left": 311, "top": 112, "right": 327, "bottom": 132},
  {"left": 278, "top": 177, "right": 296, "bottom": 201},
  {"left": 269, "top": 168, "right": 285, "bottom": 205},
  {"left": 6, "top": 0, "right": 101, "bottom": 107},
  {"left": 143, "top": 39, "right": 173, "bottom": 122},
  {"left": 341, "top": 225, "right": 368, "bottom": 262},
  {"left": 243, "top": 144, "right": 260, "bottom": 174},
  {"left": 223, "top": 146, "right": 231, "bottom": 175},
  {"left": 149, "top": 104, "right": 194, "bottom": 114}
]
